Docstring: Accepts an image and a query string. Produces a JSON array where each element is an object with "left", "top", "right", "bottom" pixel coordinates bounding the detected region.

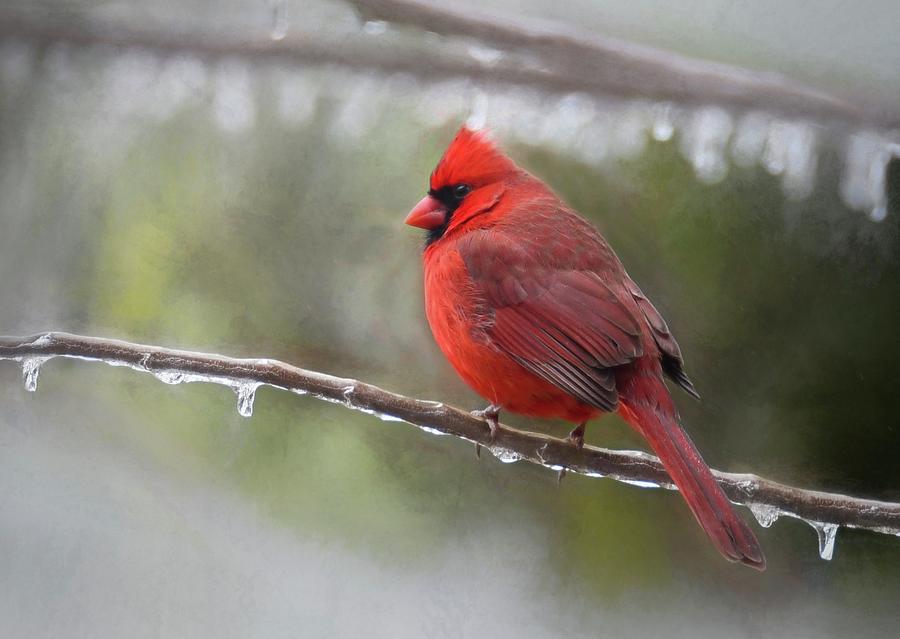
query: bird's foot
[
  {"left": 471, "top": 404, "right": 501, "bottom": 440},
  {"left": 567, "top": 423, "right": 586, "bottom": 451}
]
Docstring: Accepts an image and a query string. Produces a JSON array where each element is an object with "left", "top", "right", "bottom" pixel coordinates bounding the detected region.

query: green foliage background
[{"left": 2, "top": 17, "right": 900, "bottom": 638}]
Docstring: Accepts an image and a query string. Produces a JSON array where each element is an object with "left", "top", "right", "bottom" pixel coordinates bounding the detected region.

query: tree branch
[
  {"left": 348, "top": 0, "right": 898, "bottom": 128},
  {"left": 1, "top": 5, "right": 898, "bottom": 129},
  {"left": 1, "top": 331, "right": 899, "bottom": 557}
]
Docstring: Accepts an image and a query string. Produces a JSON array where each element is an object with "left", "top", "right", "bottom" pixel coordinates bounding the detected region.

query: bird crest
[{"left": 430, "top": 126, "right": 518, "bottom": 191}]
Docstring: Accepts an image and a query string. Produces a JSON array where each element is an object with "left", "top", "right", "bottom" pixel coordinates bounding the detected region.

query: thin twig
[
  {"left": 1, "top": 331, "right": 899, "bottom": 541},
  {"left": 1, "top": 7, "right": 898, "bottom": 129}
]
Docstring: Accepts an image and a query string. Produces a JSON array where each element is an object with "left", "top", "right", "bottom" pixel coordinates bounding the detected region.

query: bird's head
[{"left": 405, "top": 126, "right": 520, "bottom": 246}]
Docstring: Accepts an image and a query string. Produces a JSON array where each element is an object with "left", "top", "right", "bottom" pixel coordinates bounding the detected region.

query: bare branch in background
[
  {"left": 2, "top": 332, "right": 899, "bottom": 560},
  {"left": 1, "top": 5, "right": 898, "bottom": 130},
  {"left": 348, "top": 0, "right": 899, "bottom": 128}
]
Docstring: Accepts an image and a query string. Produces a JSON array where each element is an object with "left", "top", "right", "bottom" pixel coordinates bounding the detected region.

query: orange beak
[{"left": 404, "top": 195, "right": 447, "bottom": 230}]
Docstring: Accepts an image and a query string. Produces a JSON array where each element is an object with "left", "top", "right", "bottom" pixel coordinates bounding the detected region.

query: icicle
[
  {"left": 809, "top": 521, "right": 839, "bottom": 560},
  {"left": 234, "top": 382, "right": 261, "bottom": 418},
  {"left": 21, "top": 357, "right": 49, "bottom": 392},
  {"left": 270, "top": 0, "right": 289, "bottom": 41},
  {"left": 762, "top": 121, "right": 788, "bottom": 175},
  {"left": 680, "top": 107, "right": 733, "bottom": 183},
  {"left": 651, "top": 103, "right": 675, "bottom": 142},
  {"left": 865, "top": 148, "right": 894, "bottom": 222},
  {"left": 731, "top": 112, "right": 770, "bottom": 167},
  {"left": 490, "top": 447, "right": 523, "bottom": 464},
  {"left": 840, "top": 133, "right": 897, "bottom": 220},
  {"left": 748, "top": 502, "right": 780, "bottom": 528},
  {"left": 762, "top": 121, "right": 818, "bottom": 199},
  {"left": 781, "top": 122, "right": 818, "bottom": 200}
]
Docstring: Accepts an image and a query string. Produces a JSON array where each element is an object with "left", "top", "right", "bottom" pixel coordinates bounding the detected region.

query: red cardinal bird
[{"left": 405, "top": 126, "right": 765, "bottom": 570}]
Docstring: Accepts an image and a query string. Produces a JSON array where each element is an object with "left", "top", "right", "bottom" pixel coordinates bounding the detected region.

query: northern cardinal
[{"left": 405, "top": 126, "right": 765, "bottom": 570}]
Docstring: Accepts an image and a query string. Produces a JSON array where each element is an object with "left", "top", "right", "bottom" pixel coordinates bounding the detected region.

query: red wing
[{"left": 460, "top": 236, "right": 644, "bottom": 412}]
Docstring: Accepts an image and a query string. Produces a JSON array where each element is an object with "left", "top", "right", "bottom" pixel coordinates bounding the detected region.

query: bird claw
[
  {"left": 475, "top": 442, "right": 482, "bottom": 459},
  {"left": 557, "top": 468, "right": 567, "bottom": 484},
  {"left": 567, "top": 423, "right": 586, "bottom": 451},
  {"left": 471, "top": 404, "right": 501, "bottom": 441}
]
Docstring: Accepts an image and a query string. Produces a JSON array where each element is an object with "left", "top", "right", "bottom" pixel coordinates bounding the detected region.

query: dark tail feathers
[{"left": 619, "top": 390, "right": 766, "bottom": 570}]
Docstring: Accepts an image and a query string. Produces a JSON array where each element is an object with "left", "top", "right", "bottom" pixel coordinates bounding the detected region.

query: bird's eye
[{"left": 453, "top": 184, "right": 471, "bottom": 199}]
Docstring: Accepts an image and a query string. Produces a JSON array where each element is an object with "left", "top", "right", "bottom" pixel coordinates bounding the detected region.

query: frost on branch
[{"left": 2, "top": 331, "right": 900, "bottom": 563}]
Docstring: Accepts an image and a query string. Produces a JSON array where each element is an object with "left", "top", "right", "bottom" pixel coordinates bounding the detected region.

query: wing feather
[
  {"left": 459, "top": 233, "right": 644, "bottom": 412},
  {"left": 626, "top": 278, "right": 700, "bottom": 399}
]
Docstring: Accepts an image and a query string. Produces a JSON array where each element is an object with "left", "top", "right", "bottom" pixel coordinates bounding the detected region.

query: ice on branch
[
  {"left": 2, "top": 331, "right": 899, "bottom": 564},
  {"left": 21, "top": 356, "right": 50, "bottom": 392},
  {"left": 810, "top": 521, "right": 839, "bottom": 561}
]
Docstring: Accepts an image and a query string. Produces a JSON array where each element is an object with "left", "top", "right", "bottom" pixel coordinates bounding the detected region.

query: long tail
[{"left": 617, "top": 368, "right": 766, "bottom": 570}]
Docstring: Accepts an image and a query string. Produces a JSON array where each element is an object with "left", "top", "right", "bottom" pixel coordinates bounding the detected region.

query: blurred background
[{"left": 2, "top": 1, "right": 900, "bottom": 637}]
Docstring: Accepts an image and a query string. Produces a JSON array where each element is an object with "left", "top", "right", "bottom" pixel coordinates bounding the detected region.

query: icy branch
[
  {"left": 1, "top": 331, "right": 899, "bottom": 557},
  {"left": 349, "top": 0, "right": 898, "bottom": 129},
  {"left": 1, "top": 5, "right": 898, "bottom": 129}
]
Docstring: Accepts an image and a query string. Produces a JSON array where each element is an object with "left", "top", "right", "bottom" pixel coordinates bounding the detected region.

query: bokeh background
[{"left": 2, "top": 1, "right": 900, "bottom": 637}]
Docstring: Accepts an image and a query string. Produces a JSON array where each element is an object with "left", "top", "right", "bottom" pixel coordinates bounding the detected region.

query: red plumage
[{"left": 406, "top": 127, "right": 765, "bottom": 570}]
